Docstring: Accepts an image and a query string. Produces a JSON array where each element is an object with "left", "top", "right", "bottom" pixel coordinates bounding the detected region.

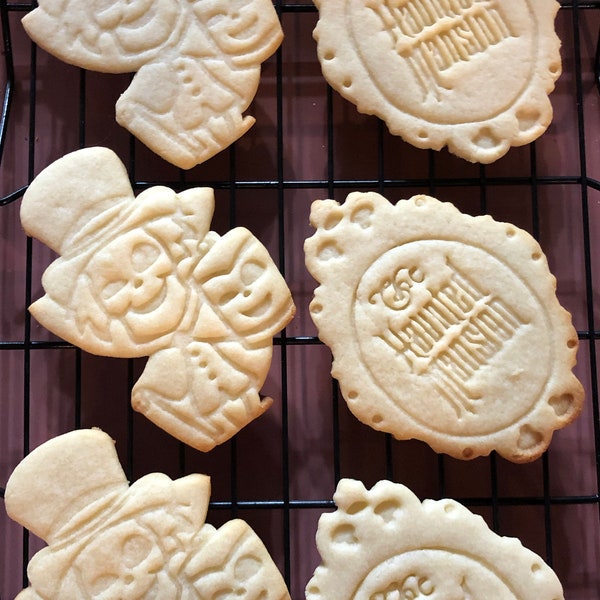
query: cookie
[
  {"left": 22, "top": 0, "right": 283, "bottom": 169},
  {"left": 304, "top": 192, "right": 583, "bottom": 462},
  {"left": 21, "top": 147, "right": 295, "bottom": 452},
  {"left": 4, "top": 428, "right": 291, "bottom": 600},
  {"left": 306, "top": 478, "right": 564, "bottom": 599},
  {"left": 313, "top": 0, "right": 561, "bottom": 163}
]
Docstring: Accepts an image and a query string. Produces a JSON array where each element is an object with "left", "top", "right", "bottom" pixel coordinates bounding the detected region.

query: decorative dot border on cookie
[
  {"left": 312, "top": 0, "right": 562, "bottom": 164},
  {"left": 304, "top": 192, "right": 584, "bottom": 462},
  {"left": 306, "top": 479, "right": 565, "bottom": 599}
]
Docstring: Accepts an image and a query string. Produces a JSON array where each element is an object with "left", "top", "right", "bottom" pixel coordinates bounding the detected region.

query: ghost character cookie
[
  {"left": 313, "top": 0, "right": 561, "bottom": 163},
  {"left": 4, "top": 429, "right": 291, "bottom": 600},
  {"left": 22, "top": 0, "right": 283, "bottom": 169},
  {"left": 306, "top": 479, "right": 564, "bottom": 600},
  {"left": 304, "top": 192, "right": 583, "bottom": 462},
  {"left": 21, "top": 147, "right": 295, "bottom": 452}
]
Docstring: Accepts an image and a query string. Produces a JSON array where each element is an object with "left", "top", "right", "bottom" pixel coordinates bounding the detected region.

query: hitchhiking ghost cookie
[
  {"left": 306, "top": 479, "right": 564, "bottom": 599},
  {"left": 21, "top": 147, "right": 295, "bottom": 451},
  {"left": 313, "top": 0, "right": 561, "bottom": 163},
  {"left": 22, "top": 0, "right": 283, "bottom": 169},
  {"left": 4, "top": 429, "right": 291, "bottom": 600},
  {"left": 304, "top": 192, "right": 583, "bottom": 462}
]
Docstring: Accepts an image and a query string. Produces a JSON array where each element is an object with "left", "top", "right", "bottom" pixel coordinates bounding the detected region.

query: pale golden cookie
[
  {"left": 21, "top": 147, "right": 295, "bottom": 451},
  {"left": 304, "top": 192, "right": 583, "bottom": 462},
  {"left": 313, "top": 0, "right": 561, "bottom": 163},
  {"left": 306, "top": 479, "right": 564, "bottom": 599},
  {"left": 22, "top": 0, "right": 283, "bottom": 169},
  {"left": 4, "top": 429, "right": 291, "bottom": 600}
]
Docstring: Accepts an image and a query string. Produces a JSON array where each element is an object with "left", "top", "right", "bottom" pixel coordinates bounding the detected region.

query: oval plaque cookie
[
  {"left": 313, "top": 0, "right": 562, "bottom": 163},
  {"left": 304, "top": 192, "right": 583, "bottom": 462},
  {"left": 306, "top": 479, "right": 564, "bottom": 600}
]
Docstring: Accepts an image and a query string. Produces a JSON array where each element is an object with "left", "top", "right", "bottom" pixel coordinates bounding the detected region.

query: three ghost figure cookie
[
  {"left": 22, "top": 0, "right": 283, "bottom": 169},
  {"left": 21, "top": 147, "right": 295, "bottom": 452},
  {"left": 4, "top": 429, "right": 292, "bottom": 600}
]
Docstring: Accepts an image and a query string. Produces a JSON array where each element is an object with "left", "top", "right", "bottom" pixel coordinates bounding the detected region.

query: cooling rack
[{"left": 1, "top": 1, "right": 599, "bottom": 598}]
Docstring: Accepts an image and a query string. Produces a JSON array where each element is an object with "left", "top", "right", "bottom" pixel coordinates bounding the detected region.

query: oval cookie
[
  {"left": 21, "top": 147, "right": 296, "bottom": 452},
  {"left": 304, "top": 192, "right": 583, "bottom": 462},
  {"left": 306, "top": 479, "right": 564, "bottom": 599},
  {"left": 5, "top": 429, "right": 291, "bottom": 600},
  {"left": 22, "top": 0, "right": 283, "bottom": 169},
  {"left": 313, "top": 0, "right": 562, "bottom": 163}
]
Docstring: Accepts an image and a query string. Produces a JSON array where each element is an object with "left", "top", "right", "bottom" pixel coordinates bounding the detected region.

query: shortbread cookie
[
  {"left": 306, "top": 479, "right": 564, "bottom": 599},
  {"left": 22, "top": 0, "right": 283, "bottom": 169},
  {"left": 304, "top": 192, "right": 583, "bottom": 462},
  {"left": 21, "top": 147, "right": 295, "bottom": 451},
  {"left": 313, "top": 0, "right": 561, "bottom": 163},
  {"left": 4, "top": 429, "right": 291, "bottom": 600}
]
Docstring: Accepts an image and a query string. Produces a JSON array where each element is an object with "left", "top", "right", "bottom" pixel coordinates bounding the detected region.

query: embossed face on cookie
[
  {"left": 72, "top": 0, "right": 181, "bottom": 63},
  {"left": 85, "top": 227, "right": 188, "bottom": 342},
  {"left": 20, "top": 486, "right": 209, "bottom": 600},
  {"left": 32, "top": 185, "right": 216, "bottom": 357},
  {"left": 196, "top": 228, "right": 295, "bottom": 341},
  {"left": 72, "top": 521, "right": 170, "bottom": 599}
]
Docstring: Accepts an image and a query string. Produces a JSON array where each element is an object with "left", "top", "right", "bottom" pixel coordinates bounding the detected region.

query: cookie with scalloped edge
[
  {"left": 306, "top": 478, "right": 564, "bottom": 600},
  {"left": 304, "top": 192, "right": 583, "bottom": 462},
  {"left": 22, "top": 0, "right": 283, "bottom": 169},
  {"left": 5, "top": 428, "right": 291, "bottom": 600},
  {"left": 21, "top": 147, "right": 295, "bottom": 452},
  {"left": 312, "top": 0, "right": 561, "bottom": 163}
]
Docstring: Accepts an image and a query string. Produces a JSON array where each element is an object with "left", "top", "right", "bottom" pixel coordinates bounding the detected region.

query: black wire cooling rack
[{"left": 1, "top": 1, "right": 600, "bottom": 598}]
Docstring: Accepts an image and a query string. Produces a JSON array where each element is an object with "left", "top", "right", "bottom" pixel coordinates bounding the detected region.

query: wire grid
[{"left": 1, "top": 1, "right": 600, "bottom": 598}]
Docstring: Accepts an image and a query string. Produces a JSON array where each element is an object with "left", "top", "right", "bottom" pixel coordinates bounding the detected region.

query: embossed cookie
[
  {"left": 304, "top": 192, "right": 583, "bottom": 462},
  {"left": 4, "top": 428, "right": 291, "bottom": 600},
  {"left": 22, "top": 0, "right": 283, "bottom": 169},
  {"left": 21, "top": 147, "right": 295, "bottom": 452},
  {"left": 313, "top": 0, "right": 561, "bottom": 163},
  {"left": 306, "top": 479, "right": 564, "bottom": 599}
]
